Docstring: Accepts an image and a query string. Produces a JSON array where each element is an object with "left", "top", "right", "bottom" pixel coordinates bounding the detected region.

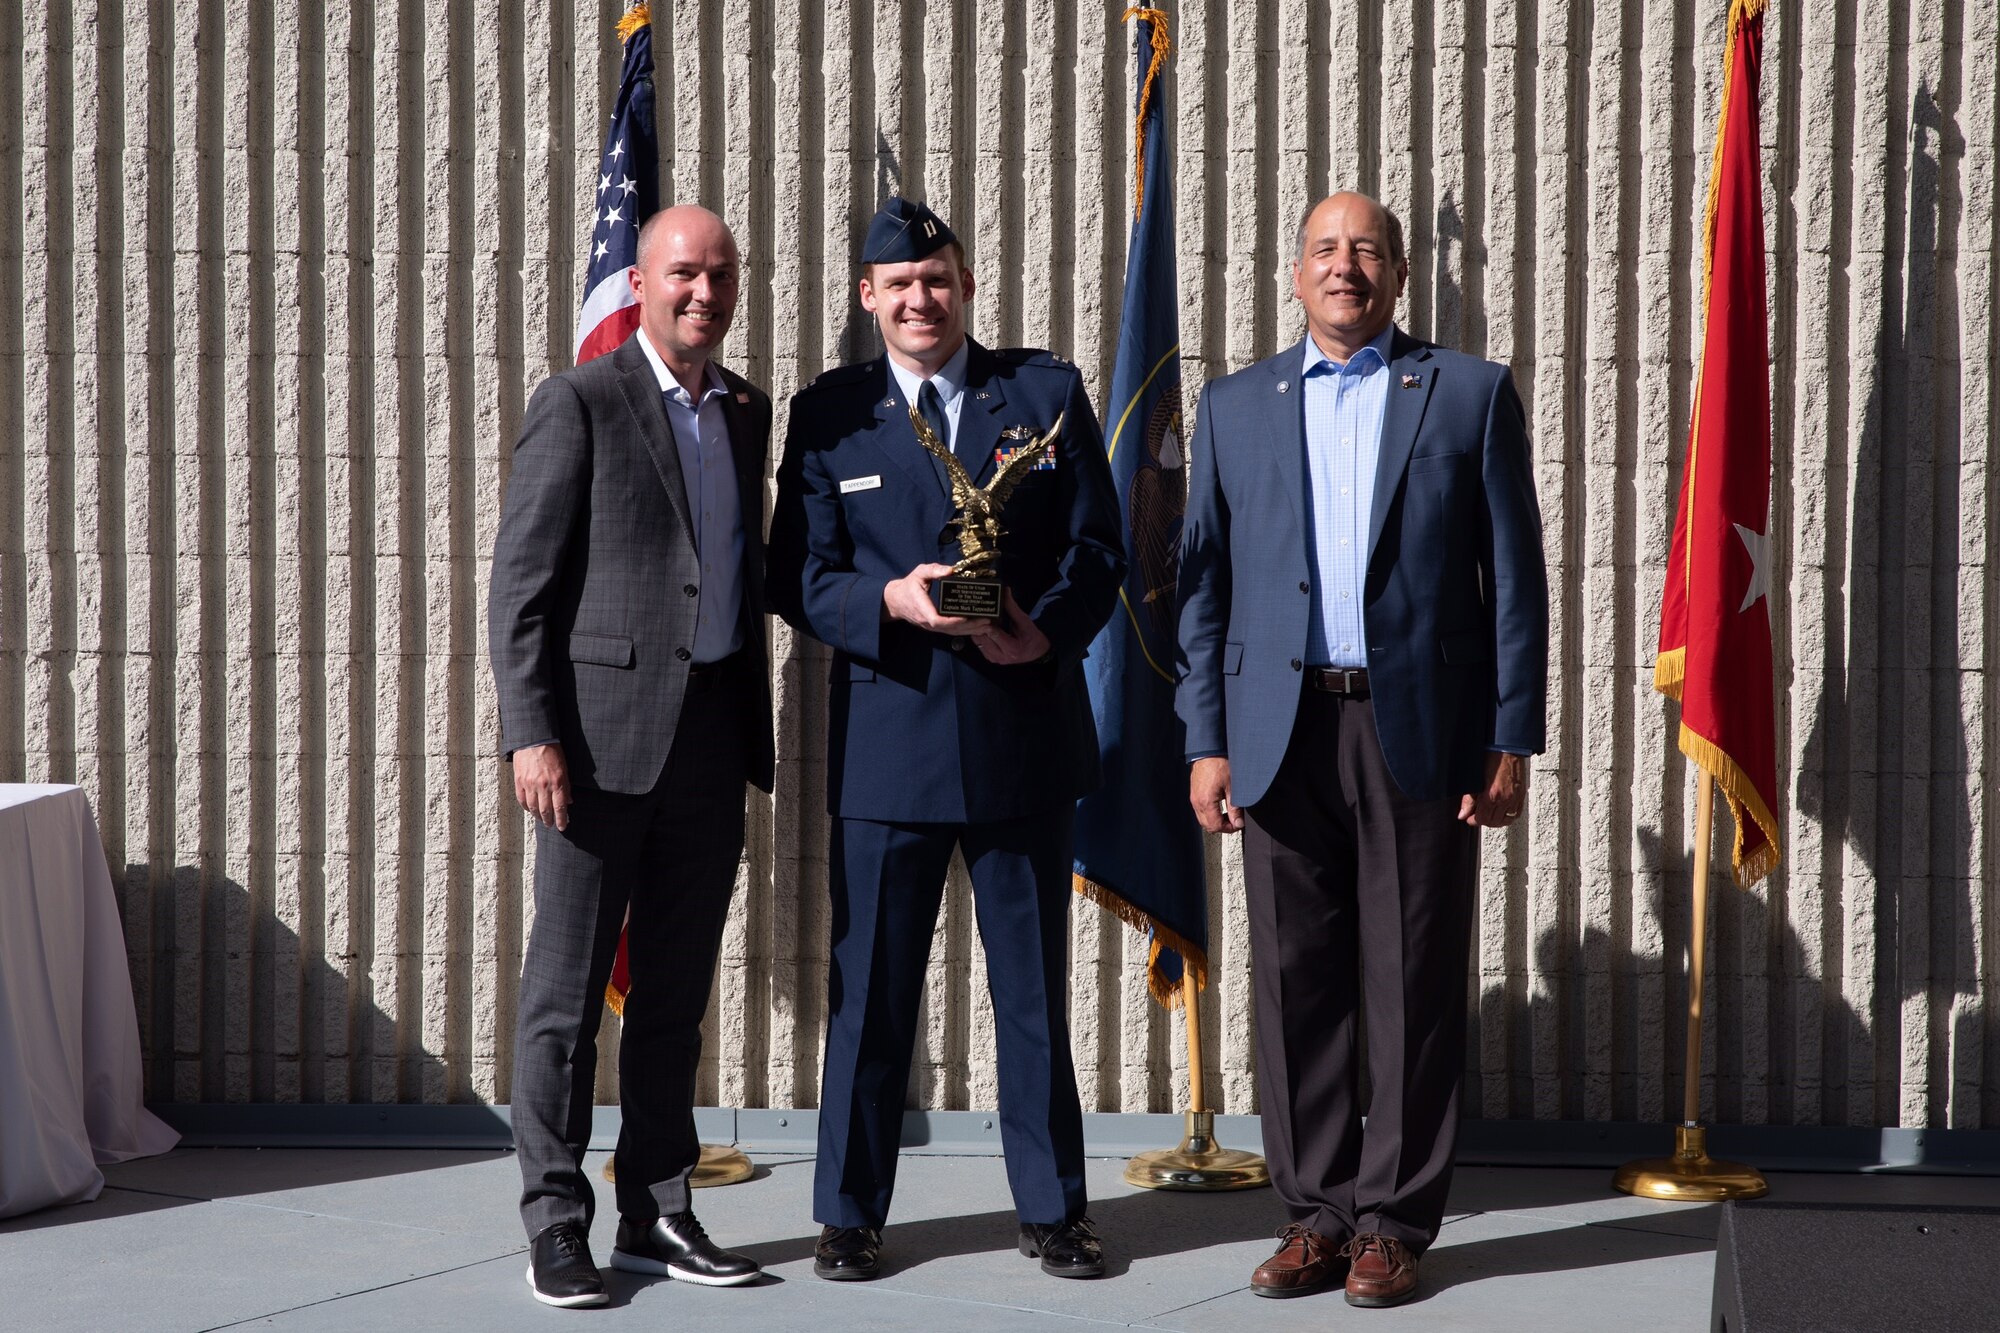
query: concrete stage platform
[{"left": 5, "top": 1148, "right": 1993, "bottom": 1331}]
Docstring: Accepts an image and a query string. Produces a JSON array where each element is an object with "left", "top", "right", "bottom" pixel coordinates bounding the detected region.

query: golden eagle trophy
[{"left": 907, "top": 406, "right": 1064, "bottom": 618}]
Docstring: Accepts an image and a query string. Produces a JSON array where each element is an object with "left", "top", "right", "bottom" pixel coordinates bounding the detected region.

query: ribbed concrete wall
[{"left": 4, "top": 1, "right": 1996, "bottom": 1129}]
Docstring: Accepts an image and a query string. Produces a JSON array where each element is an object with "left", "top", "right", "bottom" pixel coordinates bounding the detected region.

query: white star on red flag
[{"left": 1733, "top": 522, "right": 1770, "bottom": 615}]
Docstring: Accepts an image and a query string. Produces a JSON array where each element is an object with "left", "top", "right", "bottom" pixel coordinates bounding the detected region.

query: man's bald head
[
  {"left": 1294, "top": 192, "right": 1403, "bottom": 267},
  {"left": 627, "top": 204, "right": 740, "bottom": 387},
  {"left": 636, "top": 204, "right": 736, "bottom": 271},
  {"left": 1290, "top": 191, "right": 1409, "bottom": 362}
]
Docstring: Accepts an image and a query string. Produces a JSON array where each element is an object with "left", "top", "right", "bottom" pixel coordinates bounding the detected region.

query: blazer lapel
[
  {"left": 1265, "top": 341, "right": 1307, "bottom": 536},
  {"left": 1368, "top": 329, "right": 1439, "bottom": 564},
  {"left": 956, "top": 342, "right": 1010, "bottom": 486},
  {"left": 715, "top": 365, "right": 763, "bottom": 540},
  {"left": 613, "top": 339, "right": 697, "bottom": 542}
]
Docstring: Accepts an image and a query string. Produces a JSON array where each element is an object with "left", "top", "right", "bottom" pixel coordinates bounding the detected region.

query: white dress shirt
[{"left": 886, "top": 338, "right": 972, "bottom": 450}]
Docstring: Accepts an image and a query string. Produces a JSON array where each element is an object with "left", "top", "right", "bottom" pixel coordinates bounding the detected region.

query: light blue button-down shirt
[
  {"left": 637, "top": 329, "right": 744, "bottom": 664},
  {"left": 885, "top": 339, "right": 972, "bottom": 450},
  {"left": 1301, "top": 325, "right": 1395, "bottom": 668}
]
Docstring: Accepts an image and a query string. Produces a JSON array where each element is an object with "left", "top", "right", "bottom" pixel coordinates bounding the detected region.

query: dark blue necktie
[{"left": 917, "top": 380, "right": 952, "bottom": 494}]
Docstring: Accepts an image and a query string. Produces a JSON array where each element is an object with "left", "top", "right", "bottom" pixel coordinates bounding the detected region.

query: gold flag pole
[
  {"left": 1614, "top": 771, "right": 1767, "bottom": 1201},
  {"left": 1124, "top": 969, "right": 1269, "bottom": 1190}
]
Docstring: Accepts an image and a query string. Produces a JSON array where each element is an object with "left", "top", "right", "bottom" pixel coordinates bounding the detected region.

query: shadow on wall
[
  {"left": 127, "top": 866, "right": 456, "bottom": 1108},
  {"left": 1485, "top": 825, "right": 1875, "bottom": 1128},
  {"left": 1792, "top": 76, "right": 1984, "bottom": 1130}
]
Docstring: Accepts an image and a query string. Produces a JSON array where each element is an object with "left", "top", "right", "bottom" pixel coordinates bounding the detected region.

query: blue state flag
[{"left": 1072, "top": 8, "right": 1207, "bottom": 1007}]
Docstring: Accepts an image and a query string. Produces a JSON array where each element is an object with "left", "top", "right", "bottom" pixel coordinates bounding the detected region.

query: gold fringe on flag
[
  {"left": 1677, "top": 725, "right": 1781, "bottom": 887},
  {"left": 1121, "top": 9, "right": 1172, "bottom": 217},
  {"left": 1653, "top": 645, "right": 1685, "bottom": 695},
  {"left": 1073, "top": 872, "right": 1209, "bottom": 1008}
]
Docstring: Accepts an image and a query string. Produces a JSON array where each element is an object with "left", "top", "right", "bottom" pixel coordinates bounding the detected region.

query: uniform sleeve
[{"left": 768, "top": 392, "right": 889, "bottom": 663}]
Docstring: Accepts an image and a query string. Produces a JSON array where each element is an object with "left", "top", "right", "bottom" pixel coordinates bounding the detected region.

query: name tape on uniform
[{"left": 839, "top": 474, "right": 884, "bottom": 493}]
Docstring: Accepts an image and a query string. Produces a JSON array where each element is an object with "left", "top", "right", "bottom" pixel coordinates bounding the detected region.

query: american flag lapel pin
[
  {"left": 1402, "top": 373, "right": 1422, "bottom": 389},
  {"left": 735, "top": 392, "right": 750, "bottom": 404}
]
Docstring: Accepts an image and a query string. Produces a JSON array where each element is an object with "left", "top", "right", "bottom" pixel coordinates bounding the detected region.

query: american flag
[
  {"left": 574, "top": 6, "right": 659, "bottom": 365},
  {"left": 593, "top": 5, "right": 659, "bottom": 1017}
]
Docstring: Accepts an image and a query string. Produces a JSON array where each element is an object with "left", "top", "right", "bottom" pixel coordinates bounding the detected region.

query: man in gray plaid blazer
[{"left": 488, "top": 205, "right": 775, "bottom": 1308}]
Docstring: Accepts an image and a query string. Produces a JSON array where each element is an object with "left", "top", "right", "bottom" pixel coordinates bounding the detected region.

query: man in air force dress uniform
[{"left": 768, "top": 197, "right": 1125, "bottom": 1282}]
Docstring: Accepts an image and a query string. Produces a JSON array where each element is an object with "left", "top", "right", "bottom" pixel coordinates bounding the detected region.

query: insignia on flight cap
[{"left": 861, "top": 196, "right": 960, "bottom": 265}]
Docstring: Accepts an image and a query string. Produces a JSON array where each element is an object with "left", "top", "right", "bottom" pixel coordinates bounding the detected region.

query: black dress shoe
[
  {"left": 1019, "top": 1216, "right": 1105, "bottom": 1279},
  {"left": 527, "top": 1221, "right": 608, "bottom": 1308},
  {"left": 609, "top": 1211, "right": 761, "bottom": 1287},
  {"left": 814, "top": 1224, "right": 883, "bottom": 1281}
]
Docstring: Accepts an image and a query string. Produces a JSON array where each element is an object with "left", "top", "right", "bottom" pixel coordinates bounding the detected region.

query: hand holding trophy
[{"left": 907, "top": 406, "right": 1065, "bottom": 618}]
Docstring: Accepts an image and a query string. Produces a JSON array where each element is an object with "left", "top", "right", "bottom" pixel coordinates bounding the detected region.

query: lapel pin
[
  {"left": 976, "top": 391, "right": 991, "bottom": 400},
  {"left": 735, "top": 392, "right": 750, "bottom": 404},
  {"left": 1401, "top": 374, "right": 1422, "bottom": 389},
  {"left": 881, "top": 397, "right": 897, "bottom": 409},
  {"left": 1277, "top": 380, "right": 1290, "bottom": 393}
]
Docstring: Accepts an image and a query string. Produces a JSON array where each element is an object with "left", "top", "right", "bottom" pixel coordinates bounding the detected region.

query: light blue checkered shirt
[
  {"left": 637, "top": 329, "right": 745, "bottom": 664},
  {"left": 1300, "top": 326, "right": 1395, "bottom": 668}
]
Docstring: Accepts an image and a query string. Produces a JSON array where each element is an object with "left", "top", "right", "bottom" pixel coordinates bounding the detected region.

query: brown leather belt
[{"left": 1304, "top": 666, "right": 1371, "bottom": 696}]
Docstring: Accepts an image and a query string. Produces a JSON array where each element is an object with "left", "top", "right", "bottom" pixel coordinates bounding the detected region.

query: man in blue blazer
[
  {"left": 1176, "top": 192, "right": 1548, "bottom": 1309},
  {"left": 768, "top": 198, "right": 1125, "bottom": 1283}
]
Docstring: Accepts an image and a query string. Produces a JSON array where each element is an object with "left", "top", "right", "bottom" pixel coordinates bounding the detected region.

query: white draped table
[{"left": 0, "top": 784, "right": 178, "bottom": 1219}]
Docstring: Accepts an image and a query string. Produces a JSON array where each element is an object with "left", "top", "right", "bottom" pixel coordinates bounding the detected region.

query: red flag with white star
[{"left": 1655, "top": 0, "right": 1780, "bottom": 886}]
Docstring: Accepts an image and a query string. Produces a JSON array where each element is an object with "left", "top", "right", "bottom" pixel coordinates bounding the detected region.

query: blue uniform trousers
[{"left": 814, "top": 806, "right": 1088, "bottom": 1229}]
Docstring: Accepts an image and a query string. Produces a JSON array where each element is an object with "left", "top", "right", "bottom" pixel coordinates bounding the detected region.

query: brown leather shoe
[
  {"left": 1342, "top": 1232, "right": 1418, "bottom": 1307},
  {"left": 1249, "top": 1222, "right": 1346, "bottom": 1298}
]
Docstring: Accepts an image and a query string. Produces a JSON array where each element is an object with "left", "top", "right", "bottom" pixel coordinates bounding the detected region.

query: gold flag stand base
[
  {"left": 1614, "top": 779, "right": 1769, "bottom": 1205},
  {"left": 1123, "top": 970, "right": 1270, "bottom": 1192},
  {"left": 1613, "top": 1123, "right": 1767, "bottom": 1202},
  {"left": 1124, "top": 1108, "right": 1270, "bottom": 1191},
  {"left": 602, "top": 1144, "right": 754, "bottom": 1189}
]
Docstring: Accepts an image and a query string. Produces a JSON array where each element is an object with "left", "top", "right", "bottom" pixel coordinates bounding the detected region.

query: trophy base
[
  {"left": 1612, "top": 1124, "right": 1768, "bottom": 1202},
  {"left": 933, "top": 576, "right": 1002, "bottom": 619},
  {"left": 601, "top": 1143, "right": 755, "bottom": 1189},
  {"left": 1122, "top": 1111, "right": 1271, "bottom": 1192}
]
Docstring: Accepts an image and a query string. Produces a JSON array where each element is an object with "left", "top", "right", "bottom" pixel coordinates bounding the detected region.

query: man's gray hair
[{"left": 1293, "top": 196, "right": 1405, "bottom": 265}]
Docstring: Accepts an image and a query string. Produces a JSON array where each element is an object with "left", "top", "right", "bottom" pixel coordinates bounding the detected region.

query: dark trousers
[
  {"left": 814, "top": 807, "right": 1088, "bottom": 1229},
  {"left": 1242, "top": 689, "right": 1477, "bottom": 1254},
  {"left": 513, "top": 670, "right": 750, "bottom": 1239}
]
